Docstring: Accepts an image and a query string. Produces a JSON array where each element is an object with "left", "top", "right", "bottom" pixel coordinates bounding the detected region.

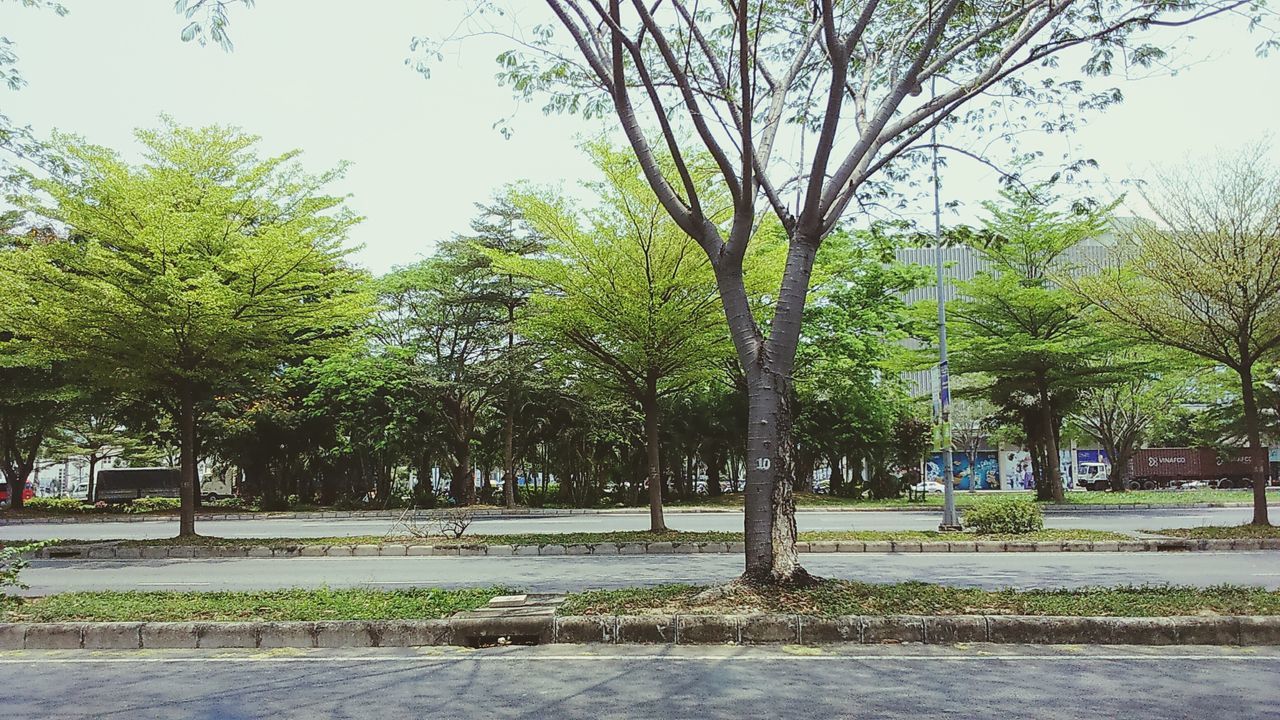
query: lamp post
[{"left": 932, "top": 81, "right": 961, "bottom": 532}]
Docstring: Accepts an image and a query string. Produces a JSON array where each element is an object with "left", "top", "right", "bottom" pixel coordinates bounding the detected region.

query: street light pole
[{"left": 932, "top": 78, "right": 961, "bottom": 531}]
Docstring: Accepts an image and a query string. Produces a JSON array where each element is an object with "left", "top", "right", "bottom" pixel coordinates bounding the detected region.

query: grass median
[
  {"left": 1149, "top": 525, "right": 1280, "bottom": 540},
  {"left": 559, "top": 581, "right": 1280, "bottom": 618},
  {"left": 0, "top": 587, "right": 507, "bottom": 623},
  {"left": 5, "top": 582, "right": 1278, "bottom": 623},
  {"left": 47, "top": 528, "right": 1129, "bottom": 549}
]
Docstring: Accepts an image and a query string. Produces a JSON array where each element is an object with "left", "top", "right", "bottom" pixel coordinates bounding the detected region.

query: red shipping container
[{"left": 1128, "top": 447, "right": 1266, "bottom": 487}]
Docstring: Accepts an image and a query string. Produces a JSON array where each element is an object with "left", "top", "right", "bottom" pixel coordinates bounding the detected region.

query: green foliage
[
  {"left": 497, "top": 143, "right": 731, "bottom": 406},
  {"left": 793, "top": 228, "right": 926, "bottom": 496},
  {"left": 2, "top": 586, "right": 506, "bottom": 622},
  {"left": 1154, "top": 525, "right": 1280, "bottom": 540},
  {"left": 560, "top": 581, "right": 1280, "bottom": 618},
  {"left": 943, "top": 190, "right": 1127, "bottom": 500},
  {"left": 1, "top": 541, "right": 47, "bottom": 594},
  {"left": 123, "top": 497, "right": 182, "bottom": 514},
  {"left": 963, "top": 497, "right": 1045, "bottom": 534},
  {"left": 22, "top": 497, "right": 91, "bottom": 513},
  {"left": 0, "top": 120, "right": 372, "bottom": 527}
]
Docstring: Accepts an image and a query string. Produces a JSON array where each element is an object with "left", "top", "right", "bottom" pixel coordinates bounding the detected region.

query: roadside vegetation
[
  {"left": 559, "top": 582, "right": 1280, "bottom": 618},
  {"left": 1151, "top": 526, "right": 1280, "bottom": 540},
  {"left": 4, "top": 488, "right": 1267, "bottom": 521},
  {"left": 7, "top": 583, "right": 1278, "bottom": 623},
  {"left": 39, "top": 529, "right": 1130, "bottom": 550},
  {"left": 1, "top": 587, "right": 506, "bottom": 623}
]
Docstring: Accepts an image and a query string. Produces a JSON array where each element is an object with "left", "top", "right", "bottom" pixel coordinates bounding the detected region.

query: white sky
[{"left": 3, "top": 1, "right": 1278, "bottom": 273}]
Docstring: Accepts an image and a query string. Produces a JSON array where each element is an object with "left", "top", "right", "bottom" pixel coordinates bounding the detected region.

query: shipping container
[
  {"left": 1126, "top": 447, "right": 1267, "bottom": 490},
  {"left": 94, "top": 467, "right": 183, "bottom": 503}
]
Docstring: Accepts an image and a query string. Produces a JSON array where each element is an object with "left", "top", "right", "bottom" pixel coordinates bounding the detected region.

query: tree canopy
[{"left": 0, "top": 121, "right": 371, "bottom": 533}]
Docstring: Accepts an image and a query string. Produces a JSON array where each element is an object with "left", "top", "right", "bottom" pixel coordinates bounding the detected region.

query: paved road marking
[{"left": 1, "top": 654, "right": 1277, "bottom": 665}]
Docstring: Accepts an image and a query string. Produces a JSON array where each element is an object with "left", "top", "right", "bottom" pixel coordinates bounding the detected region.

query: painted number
[{"left": 755, "top": 457, "right": 772, "bottom": 470}]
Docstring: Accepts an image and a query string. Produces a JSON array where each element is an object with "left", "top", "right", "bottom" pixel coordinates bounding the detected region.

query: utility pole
[{"left": 933, "top": 77, "right": 961, "bottom": 531}]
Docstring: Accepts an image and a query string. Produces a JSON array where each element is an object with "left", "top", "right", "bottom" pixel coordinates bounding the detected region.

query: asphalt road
[
  {"left": 6, "top": 645, "right": 1280, "bottom": 719},
  {"left": 0, "top": 506, "right": 1261, "bottom": 541},
  {"left": 20, "top": 551, "right": 1280, "bottom": 595}
]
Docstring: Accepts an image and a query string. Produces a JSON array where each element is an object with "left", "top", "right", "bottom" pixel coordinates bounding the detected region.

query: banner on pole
[{"left": 938, "top": 360, "right": 951, "bottom": 412}]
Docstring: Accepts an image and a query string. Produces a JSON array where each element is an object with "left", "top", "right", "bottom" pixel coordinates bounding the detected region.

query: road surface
[
  {"left": 0, "top": 506, "right": 1261, "bottom": 541},
  {"left": 6, "top": 645, "right": 1279, "bottom": 719},
  {"left": 20, "top": 551, "right": 1280, "bottom": 595}
]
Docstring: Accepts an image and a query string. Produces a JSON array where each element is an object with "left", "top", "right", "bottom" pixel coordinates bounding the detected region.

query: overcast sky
[{"left": 3, "top": 1, "right": 1277, "bottom": 273}]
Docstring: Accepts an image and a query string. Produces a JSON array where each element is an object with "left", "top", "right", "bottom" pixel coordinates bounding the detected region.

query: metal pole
[{"left": 932, "top": 76, "right": 961, "bottom": 531}]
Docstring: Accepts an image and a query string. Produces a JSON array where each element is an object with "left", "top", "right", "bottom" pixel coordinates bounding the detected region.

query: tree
[
  {"left": 374, "top": 247, "right": 506, "bottom": 506},
  {"left": 1068, "top": 350, "right": 1191, "bottom": 492},
  {"left": 0, "top": 338, "right": 72, "bottom": 509},
  {"left": 1077, "top": 146, "right": 1280, "bottom": 524},
  {"left": 946, "top": 191, "right": 1120, "bottom": 502},
  {"left": 0, "top": 121, "right": 370, "bottom": 535},
  {"left": 182, "top": 0, "right": 1275, "bottom": 580},
  {"left": 0, "top": 225, "right": 75, "bottom": 509},
  {"left": 792, "top": 230, "right": 923, "bottom": 497},
  {"left": 43, "top": 399, "right": 146, "bottom": 502},
  {"left": 949, "top": 393, "right": 998, "bottom": 493},
  {"left": 496, "top": 144, "right": 731, "bottom": 531},
  {"left": 456, "top": 200, "right": 544, "bottom": 509},
  {"left": 467, "top": 0, "right": 1270, "bottom": 584}
]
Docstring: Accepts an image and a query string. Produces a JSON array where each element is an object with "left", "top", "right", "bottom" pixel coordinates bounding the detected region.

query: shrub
[
  {"left": 206, "top": 497, "right": 249, "bottom": 509},
  {"left": 123, "top": 497, "right": 182, "bottom": 514},
  {"left": 1, "top": 542, "right": 47, "bottom": 594},
  {"left": 964, "top": 497, "right": 1044, "bottom": 534},
  {"left": 23, "top": 497, "right": 92, "bottom": 513}
]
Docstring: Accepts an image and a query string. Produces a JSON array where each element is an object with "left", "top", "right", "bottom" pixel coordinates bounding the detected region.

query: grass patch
[
  {"left": 1, "top": 587, "right": 506, "bottom": 623},
  {"left": 559, "top": 581, "right": 1280, "bottom": 617},
  {"left": 98, "top": 528, "right": 1128, "bottom": 549},
  {"left": 1150, "top": 525, "right": 1280, "bottom": 540}
]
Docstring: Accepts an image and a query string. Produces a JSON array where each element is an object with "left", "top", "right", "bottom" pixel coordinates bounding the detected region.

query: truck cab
[{"left": 1079, "top": 462, "right": 1111, "bottom": 491}]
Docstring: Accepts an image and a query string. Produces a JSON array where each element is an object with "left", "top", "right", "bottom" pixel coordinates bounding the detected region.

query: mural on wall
[
  {"left": 927, "top": 452, "right": 1000, "bottom": 490},
  {"left": 998, "top": 450, "right": 1035, "bottom": 490},
  {"left": 1059, "top": 450, "right": 1076, "bottom": 488}
]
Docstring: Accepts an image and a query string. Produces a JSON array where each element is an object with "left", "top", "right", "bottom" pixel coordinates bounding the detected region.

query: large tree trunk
[
  {"left": 0, "top": 422, "right": 43, "bottom": 510},
  {"left": 641, "top": 380, "right": 666, "bottom": 532},
  {"left": 720, "top": 235, "right": 818, "bottom": 586},
  {"left": 1037, "top": 383, "right": 1065, "bottom": 502},
  {"left": 705, "top": 450, "right": 723, "bottom": 497},
  {"left": 177, "top": 385, "right": 197, "bottom": 537},
  {"left": 829, "top": 454, "right": 843, "bottom": 495},
  {"left": 449, "top": 450, "right": 474, "bottom": 506},
  {"left": 502, "top": 399, "right": 517, "bottom": 509},
  {"left": 1239, "top": 363, "right": 1271, "bottom": 526},
  {"left": 86, "top": 455, "right": 98, "bottom": 503},
  {"left": 744, "top": 370, "right": 803, "bottom": 583}
]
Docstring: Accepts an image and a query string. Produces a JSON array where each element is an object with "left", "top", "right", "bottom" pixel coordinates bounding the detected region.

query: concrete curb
[
  {"left": 32, "top": 537, "right": 1280, "bottom": 560},
  {"left": 3, "top": 614, "right": 1278, "bottom": 649},
  {"left": 5, "top": 499, "right": 1275, "bottom": 525}
]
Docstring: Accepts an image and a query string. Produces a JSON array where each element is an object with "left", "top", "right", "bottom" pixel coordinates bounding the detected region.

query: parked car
[{"left": 911, "top": 480, "right": 946, "bottom": 494}]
